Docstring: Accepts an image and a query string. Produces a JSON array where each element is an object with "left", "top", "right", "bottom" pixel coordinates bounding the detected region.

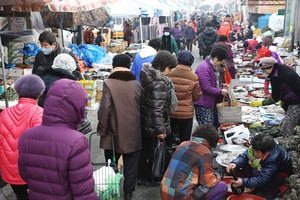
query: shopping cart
[{"left": 89, "top": 132, "right": 123, "bottom": 200}]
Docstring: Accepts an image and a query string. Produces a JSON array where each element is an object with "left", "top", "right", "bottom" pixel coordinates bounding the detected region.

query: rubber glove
[
  {"left": 279, "top": 101, "right": 285, "bottom": 109},
  {"left": 250, "top": 100, "right": 262, "bottom": 107}
]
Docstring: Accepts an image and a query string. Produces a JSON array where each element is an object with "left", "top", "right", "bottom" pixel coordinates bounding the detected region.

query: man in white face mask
[
  {"left": 159, "top": 27, "right": 179, "bottom": 56},
  {"left": 32, "top": 31, "right": 83, "bottom": 107}
]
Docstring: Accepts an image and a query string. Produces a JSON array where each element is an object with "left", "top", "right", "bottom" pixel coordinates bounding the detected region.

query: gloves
[
  {"left": 279, "top": 101, "right": 285, "bottom": 109},
  {"left": 250, "top": 100, "right": 263, "bottom": 107}
]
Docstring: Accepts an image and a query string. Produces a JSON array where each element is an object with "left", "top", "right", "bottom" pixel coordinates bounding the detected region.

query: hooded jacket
[
  {"left": 18, "top": 79, "right": 97, "bottom": 200},
  {"left": 140, "top": 64, "right": 171, "bottom": 138},
  {"left": 97, "top": 69, "right": 143, "bottom": 153},
  {"left": 131, "top": 46, "right": 157, "bottom": 82},
  {"left": 0, "top": 98, "right": 43, "bottom": 185},
  {"left": 198, "top": 27, "right": 218, "bottom": 55}
]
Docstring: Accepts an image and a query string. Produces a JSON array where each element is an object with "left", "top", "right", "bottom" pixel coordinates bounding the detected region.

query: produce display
[{"left": 249, "top": 126, "right": 281, "bottom": 138}]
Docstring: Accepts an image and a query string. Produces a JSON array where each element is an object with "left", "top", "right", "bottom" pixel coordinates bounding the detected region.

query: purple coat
[
  {"left": 194, "top": 58, "right": 222, "bottom": 108},
  {"left": 171, "top": 26, "right": 182, "bottom": 40},
  {"left": 18, "top": 79, "right": 97, "bottom": 200}
]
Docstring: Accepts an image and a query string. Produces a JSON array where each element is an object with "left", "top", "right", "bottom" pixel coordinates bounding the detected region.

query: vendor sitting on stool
[
  {"left": 250, "top": 57, "right": 300, "bottom": 137},
  {"left": 226, "top": 134, "right": 292, "bottom": 199}
]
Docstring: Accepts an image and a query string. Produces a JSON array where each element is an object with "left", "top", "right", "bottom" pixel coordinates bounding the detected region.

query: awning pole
[
  {"left": 139, "top": 8, "right": 143, "bottom": 46},
  {"left": 0, "top": 36, "right": 9, "bottom": 108}
]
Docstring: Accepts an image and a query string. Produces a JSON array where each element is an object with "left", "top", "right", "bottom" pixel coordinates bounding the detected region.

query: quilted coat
[
  {"left": 194, "top": 57, "right": 223, "bottom": 108},
  {"left": 167, "top": 64, "right": 201, "bottom": 119},
  {"left": 232, "top": 143, "right": 292, "bottom": 189},
  {"left": 18, "top": 79, "right": 97, "bottom": 200},
  {"left": 0, "top": 98, "right": 43, "bottom": 184},
  {"left": 140, "top": 64, "right": 171, "bottom": 138}
]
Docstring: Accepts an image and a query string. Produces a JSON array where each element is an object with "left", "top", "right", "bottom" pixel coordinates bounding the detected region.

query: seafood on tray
[
  {"left": 250, "top": 90, "right": 266, "bottom": 98},
  {"left": 216, "top": 152, "right": 244, "bottom": 167}
]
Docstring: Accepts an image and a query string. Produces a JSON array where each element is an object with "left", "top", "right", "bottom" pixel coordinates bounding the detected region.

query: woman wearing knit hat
[
  {"left": 37, "top": 53, "right": 79, "bottom": 107},
  {"left": 167, "top": 51, "right": 201, "bottom": 144},
  {"left": 0, "top": 74, "right": 45, "bottom": 200},
  {"left": 250, "top": 57, "right": 300, "bottom": 137}
]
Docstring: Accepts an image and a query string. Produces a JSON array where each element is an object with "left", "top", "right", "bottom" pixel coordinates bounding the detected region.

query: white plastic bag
[{"left": 93, "top": 159, "right": 116, "bottom": 192}]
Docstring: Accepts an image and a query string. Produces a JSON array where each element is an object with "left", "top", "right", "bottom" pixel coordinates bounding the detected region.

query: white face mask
[
  {"left": 164, "top": 32, "right": 170, "bottom": 36},
  {"left": 41, "top": 47, "right": 53, "bottom": 55}
]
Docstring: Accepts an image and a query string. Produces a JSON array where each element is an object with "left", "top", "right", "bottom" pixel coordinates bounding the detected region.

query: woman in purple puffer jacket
[
  {"left": 18, "top": 79, "right": 97, "bottom": 200},
  {"left": 194, "top": 46, "right": 229, "bottom": 125}
]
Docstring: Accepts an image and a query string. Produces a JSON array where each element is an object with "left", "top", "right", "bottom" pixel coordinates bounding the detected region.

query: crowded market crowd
[{"left": 1, "top": 8, "right": 300, "bottom": 200}]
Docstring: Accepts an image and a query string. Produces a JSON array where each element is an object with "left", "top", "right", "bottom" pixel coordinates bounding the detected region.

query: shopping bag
[
  {"left": 101, "top": 173, "right": 123, "bottom": 200},
  {"left": 152, "top": 139, "right": 172, "bottom": 181},
  {"left": 217, "top": 91, "right": 242, "bottom": 123},
  {"left": 93, "top": 163, "right": 116, "bottom": 192}
]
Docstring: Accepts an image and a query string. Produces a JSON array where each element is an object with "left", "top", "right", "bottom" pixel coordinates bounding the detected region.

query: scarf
[
  {"left": 162, "top": 35, "right": 173, "bottom": 53},
  {"left": 247, "top": 146, "right": 262, "bottom": 171}
]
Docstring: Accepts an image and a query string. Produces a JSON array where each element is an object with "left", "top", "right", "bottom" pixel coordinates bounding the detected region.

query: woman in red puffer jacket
[{"left": 0, "top": 74, "right": 45, "bottom": 200}]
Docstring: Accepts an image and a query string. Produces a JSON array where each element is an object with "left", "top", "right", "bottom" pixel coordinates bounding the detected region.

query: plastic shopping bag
[
  {"left": 93, "top": 160, "right": 116, "bottom": 192},
  {"left": 152, "top": 139, "right": 172, "bottom": 181},
  {"left": 101, "top": 173, "right": 123, "bottom": 200}
]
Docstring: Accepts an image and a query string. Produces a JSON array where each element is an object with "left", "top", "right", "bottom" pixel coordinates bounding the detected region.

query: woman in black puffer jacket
[{"left": 137, "top": 50, "right": 176, "bottom": 186}]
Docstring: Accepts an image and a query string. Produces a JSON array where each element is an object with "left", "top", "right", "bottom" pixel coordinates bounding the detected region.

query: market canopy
[
  {"left": 241, "top": 0, "right": 285, "bottom": 6},
  {"left": 0, "top": 0, "right": 111, "bottom": 29},
  {"left": 0, "top": 0, "right": 107, "bottom": 12}
]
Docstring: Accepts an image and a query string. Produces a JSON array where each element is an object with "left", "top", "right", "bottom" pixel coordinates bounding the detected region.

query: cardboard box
[
  {"left": 8, "top": 68, "right": 23, "bottom": 77},
  {"left": 8, "top": 42, "right": 24, "bottom": 50},
  {"left": 87, "top": 97, "right": 96, "bottom": 107},
  {"left": 86, "top": 89, "right": 97, "bottom": 98},
  {"left": 78, "top": 80, "right": 97, "bottom": 90},
  {"left": 96, "top": 91, "right": 102, "bottom": 101}
]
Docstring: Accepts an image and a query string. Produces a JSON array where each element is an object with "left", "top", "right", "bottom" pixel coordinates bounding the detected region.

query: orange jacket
[{"left": 218, "top": 25, "right": 231, "bottom": 41}]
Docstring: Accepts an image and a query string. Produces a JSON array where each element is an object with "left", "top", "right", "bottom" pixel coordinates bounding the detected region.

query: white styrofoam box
[
  {"left": 252, "top": 76, "right": 265, "bottom": 83},
  {"left": 224, "top": 124, "right": 250, "bottom": 145},
  {"left": 23, "top": 68, "right": 33, "bottom": 75},
  {"left": 239, "top": 75, "right": 253, "bottom": 82},
  {"left": 8, "top": 68, "right": 23, "bottom": 77}
]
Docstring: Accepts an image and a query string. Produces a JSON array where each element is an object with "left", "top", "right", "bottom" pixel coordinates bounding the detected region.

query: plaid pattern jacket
[{"left": 160, "top": 137, "right": 218, "bottom": 199}]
